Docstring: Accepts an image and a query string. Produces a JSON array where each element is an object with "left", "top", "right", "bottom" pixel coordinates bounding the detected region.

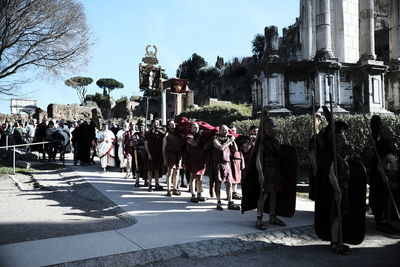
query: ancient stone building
[{"left": 252, "top": 0, "right": 399, "bottom": 114}]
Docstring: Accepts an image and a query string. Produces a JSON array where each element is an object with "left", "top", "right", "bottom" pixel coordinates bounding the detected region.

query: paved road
[{"left": 2, "top": 154, "right": 398, "bottom": 267}]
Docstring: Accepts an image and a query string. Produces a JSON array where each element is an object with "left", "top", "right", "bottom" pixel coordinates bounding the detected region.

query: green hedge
[
  {"left": 178, "top": 104, "right": 252, "bottom": 127},
  {"left": 232, "top": 114, "right": 400, "bottom": 169}
]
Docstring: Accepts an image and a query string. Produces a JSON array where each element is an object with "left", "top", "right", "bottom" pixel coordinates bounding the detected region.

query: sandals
[
  {"left": 216, "top": 201, "right": 223, "bottom": 211},
  {"left": 190, "top": 195, "right": 199, "bottom": 203},
  {"left": 269, "top": 216, "right": 286, "bottom": 226},
  {"left": 155, "top": 184, "right": 164, "bottom": 191},
  {"left": 232, "top": 192, "right": 242, "bottom": 200},
  {"left": 330, "top": 243, "right": 350, "bottom": 255},
  {"left": 172, "top": 189, "right": 181, "bottom": 196},
  {"left": 166, "top": 191, "right": 172, "bottom": 197},
  {"left": 256, "top": 219, "right": 267, "bottom": 230},
  {"left": 197, "top": 195, "right": 206, "bottom": 202},
  {"left": 228, "top": 201, "right": 240, "bottom": 210}
]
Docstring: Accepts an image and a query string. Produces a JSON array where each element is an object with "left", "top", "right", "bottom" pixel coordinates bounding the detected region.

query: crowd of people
[{"left": 0, "top": 108, "right": 398, "bottom": 256}]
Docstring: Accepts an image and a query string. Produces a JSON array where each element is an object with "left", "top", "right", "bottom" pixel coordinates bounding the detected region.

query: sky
[{"left": 0, "top": 0, "right": 299, "bottom": 114}]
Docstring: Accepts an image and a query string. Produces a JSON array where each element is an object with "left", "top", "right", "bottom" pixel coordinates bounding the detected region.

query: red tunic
[
  {"left": 186, "top": 135, "right": 206, "bottom": 175},
  {"left": 212, "top": 138, "right": 233, "bottom": 183},
  {"left": 145, "top": 130, "right": 164, "bottom": 171},
  {"left": 165, "top": 133, "right": 182, "bottom": 168},
  {"left": 231, "top": 150, "right": 243, "bottom": 184}
]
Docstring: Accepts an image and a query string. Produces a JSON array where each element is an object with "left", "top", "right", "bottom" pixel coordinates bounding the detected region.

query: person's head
[
  {"left": 48, "top": 121, "right": 55, "bottom": 128},
  {"left": 152, "top": 119, "right": 160, "bottom": 129},
  {"left": 123, "top": 122, "right": 129, "bottom": 131},
  {"left": 101, "top": 122, "right": 107, "bottom": 131},
  {"left": 334, "top": 121, "right": 350, "bottom": 154},
  {"left": 231, "top": 126, "right": 237, "bottom": 134},
  {"left": 249, "top": 125, "right": 258, "bottom": 136},
  {"left": 129, "top": 122, "right": 134, "bottom": 130},
  {"left": 219, "top": 125, "right": 229, "bottom": 137},
  {"left": 167, "top": 120, "right": 176, "bottom": 132},
  {"left": 14, "top": 122, "right": 20, "bottom": 128},
  {"left": 42, "top": 116, "right": 48, "bottom": 123},
  {"left": 191, "top": 123, "right": 199, "bottom": 134},
  {"left": 263, "top": 118, "right": 276, "bottom": 138}
]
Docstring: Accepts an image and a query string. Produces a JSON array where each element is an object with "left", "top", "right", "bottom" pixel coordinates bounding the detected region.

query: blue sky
[{"left": 0, "top": 0, "right": 299, "bottom": 114}]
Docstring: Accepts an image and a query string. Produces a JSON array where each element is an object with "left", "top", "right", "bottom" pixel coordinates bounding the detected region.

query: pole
[
  {"left": 13, "top": 147, "right": 16, "bottom": 175},
  {"left": 145, "top": 96, "right": 149, "bottom": 131},
  {"left": 6, "top": 135, "right": 8, "bottom": 151},
  {"left": 161, "top": 89, "right": 167, "bottom": 125},
  {"left": 329, "top": 92, "right": 343, "bottom": 244}
]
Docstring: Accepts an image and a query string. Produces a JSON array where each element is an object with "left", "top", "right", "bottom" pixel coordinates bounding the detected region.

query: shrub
[
  {"left": 232, "top": 114, "right": 400, "bottom": 169},
  {"left": 179, "top": 104, "right": 252, "bottom": 127}
]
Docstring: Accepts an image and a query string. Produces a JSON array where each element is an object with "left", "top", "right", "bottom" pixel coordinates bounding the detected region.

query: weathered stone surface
[
  {"left": 0, "top": 113, "right": 29, "bottom": 124},
  {"left": 111, "top": 99, "right": 140, "bottom": 120},
  {"left": 47, "top": 104, "right": 102, "bottom": 121}
]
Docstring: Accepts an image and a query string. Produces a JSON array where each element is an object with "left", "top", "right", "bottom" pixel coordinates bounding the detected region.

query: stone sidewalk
[{"left": 1, "top": 154, "right": 315, "bottom": 266}]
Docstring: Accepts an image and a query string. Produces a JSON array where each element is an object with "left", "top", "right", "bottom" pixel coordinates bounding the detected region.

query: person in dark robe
[
  {"left": 34, "top": 117, "right": 48, "bottom": 160},
  {"left": 212, "top": 125, "right": 240, "bottom": 211},
  {"left": 78, "top": 121, "right": 91, "bottom": 165},
  {"left": 88, "top": 120, "right": 97, "bottom": 165},
  {"left": 71, "top": 120, "right": 81, "bottom": 165},
  {"left": 253, "top": 118, "right": 286, "bottom": 230},
  {"left": 308, "top": 116, "right": 327, "bottom": 201},
  {"left": 145, "top": 119, "right": 164, "bottom": 192},
  {"left": 163, "top": 121, "right": 183, "bottom": 196},
  {"left": 370, "top": 115, "right": 400, "bottom": 235},
  {"left": 134, "top": 123, "right": 148, "bottom": 187},
  {"left": 186, "top": 123, "right": 207, "bottom": 203},
  {"left": 315, "top": 120, "right": 352, "bottom": 254}
]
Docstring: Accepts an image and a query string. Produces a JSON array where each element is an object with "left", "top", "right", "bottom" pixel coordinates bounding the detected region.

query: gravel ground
[{"left": 0, "top": 166, "right": 136, "bottom": 245}]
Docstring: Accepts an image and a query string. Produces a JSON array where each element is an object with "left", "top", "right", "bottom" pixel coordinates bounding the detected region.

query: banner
[
  {"left": 139, "top": 64, "right": 162, "bottom": 90},
  {"left": 170, "top": 78, "right": 189, "bottom": 94}
]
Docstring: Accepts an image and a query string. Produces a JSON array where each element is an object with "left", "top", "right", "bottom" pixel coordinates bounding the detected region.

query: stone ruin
[{"left": 251, "top": 0, "right": 397, "bottom": 115}]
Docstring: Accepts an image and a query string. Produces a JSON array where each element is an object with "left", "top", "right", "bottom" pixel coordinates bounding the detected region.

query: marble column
[
  {"left": 390, "top": 0, "right": 400, "bottom": 63},
  {"left": 359, "top": 0, "right": 376, "bottom": 61},
  {"left": 315, "top": 0, "right": 334, "bottom": 59},
  {"left": 301, "top": 0, "right": 313, "bottom": 59}
]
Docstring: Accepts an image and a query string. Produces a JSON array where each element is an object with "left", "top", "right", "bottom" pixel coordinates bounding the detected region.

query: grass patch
[
  {"left": 296, "top": 192, "right": 310, "bottom": 198},
  {"left": 0, "top": 163, "right": 32, "bottom": 176}
]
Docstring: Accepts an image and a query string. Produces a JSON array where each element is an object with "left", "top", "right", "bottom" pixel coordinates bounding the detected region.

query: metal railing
[{"left": 0, "top": 139, "right": 65, "bottom": 174}]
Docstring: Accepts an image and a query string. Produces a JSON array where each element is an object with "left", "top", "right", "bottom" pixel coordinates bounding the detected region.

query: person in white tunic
[
  {"left": 97, "top": 122, "right": 116, "bottom": 172},
  {"left": 116, "top": 121, "right": 129, "bottom": 172}
]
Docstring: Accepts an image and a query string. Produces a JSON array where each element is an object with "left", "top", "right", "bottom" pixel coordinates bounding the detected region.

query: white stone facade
[{"left": 300, "top": 0, "right": 359, "bottom": 63}]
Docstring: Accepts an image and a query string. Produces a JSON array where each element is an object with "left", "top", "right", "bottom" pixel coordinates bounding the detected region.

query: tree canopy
[
  {"left": 65, "top": 76, "right": 93, "bottom": 104},
  {"left": 176, "top": 53, "right": 207, "bottom": 83},
  {"left": 0, "top": 0, "right": 91, "bottom": 95},
  {"left": 252, "top": 34, "right": 265, "bottom": 61},
  {"left": 96, "top": 78, "right": 124, "bottom": 96}
]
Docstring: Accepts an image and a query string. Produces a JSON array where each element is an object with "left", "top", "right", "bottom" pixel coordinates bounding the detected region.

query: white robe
[
  {"left": 116, "top": 129, "right": 127, "bottom": 168},
  {"left": 96, "top": 129, "right": 116, "bottom": 168}
]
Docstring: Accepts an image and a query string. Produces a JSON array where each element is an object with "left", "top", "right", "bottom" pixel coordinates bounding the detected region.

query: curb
[{"left": 48, "top": 225, "right": 317, "bottom": 267}]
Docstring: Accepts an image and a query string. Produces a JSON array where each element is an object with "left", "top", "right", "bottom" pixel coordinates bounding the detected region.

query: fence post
[
  {"left": 6, "top": 135, "right": 8, "bottom": 151},
  {"left": 13, "top": 147, "right": 16, "bottom": 175}
]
